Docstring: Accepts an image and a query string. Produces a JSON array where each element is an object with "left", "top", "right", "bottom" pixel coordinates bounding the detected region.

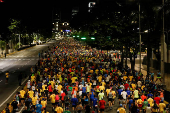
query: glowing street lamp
[
  {"left": 91, "top": 37, "right": 95, "bottom": 40},
  {"left": 81, "top": 37, "right": 86, "bottom": 40}
]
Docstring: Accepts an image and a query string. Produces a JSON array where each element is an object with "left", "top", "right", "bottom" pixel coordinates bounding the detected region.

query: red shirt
[
  {"left": 154, "top": 97, "right": 161, "bottom": 105},
  {"left": 48, "top": 85, "right": 52, "bottom": 92},
  {"left": 99, "top": 100, "right": 106, "bottom": 109},
  {"left": 124, "top": 83, "right": 129, "bottom": 90},
  {"left": 141, "top": 95, "right": 147, "bottom": 101},
  {"left": 61, "top": 92, "right": 66, "bottom": 101}
]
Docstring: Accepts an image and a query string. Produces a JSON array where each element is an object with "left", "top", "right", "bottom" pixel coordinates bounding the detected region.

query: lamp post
[
  {"left": 139, "top": 2, "right": 141, "bottom": 72},
  {"left": 16, "top": 34, "right": 21, "bottom": 48}
]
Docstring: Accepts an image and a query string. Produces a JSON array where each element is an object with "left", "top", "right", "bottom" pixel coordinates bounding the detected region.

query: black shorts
[
  {"left": 52, "top": 103, "right": 55, "bottom": 106},
  {"left": 55, "top": 102, "right": 59, "bottom": 105},
  {"left": 134, "top": 98, "right": 138, "bottom": 100},
  {"left": 118, "top": 95, "right": 122, "bottom": 99},
  {"left": 72, "top": 105, "right": 76, "bottom": 107},
  {"left": 20, "top": 98, "right": 24, "bottom": 100},
  {"left": 108, "top": 98, "right": 112, "bottom": 101},
  {"left": 100, "top": 109, "right": 104, "bottom": 111},
  {"left": 65, "top": 103, "right": 69, "bottom": 106}
]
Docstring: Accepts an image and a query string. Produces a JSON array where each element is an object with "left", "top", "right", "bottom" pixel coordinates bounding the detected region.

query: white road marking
[{"left": 0, "top": 75, "right": 29, "bottom": 108}]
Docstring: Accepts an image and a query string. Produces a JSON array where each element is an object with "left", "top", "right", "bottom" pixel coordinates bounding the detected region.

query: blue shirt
[
  {"left": 82, "top": 87, "right": 86, "bottom": 93},
  {"left": 118, "top": 89, "right": 123, "bottom": 95},
  {"left": 129, "top": 99, "right": 133, "bottom": 109},
  {"left": 126, "top": 90, "right": 131, "bottom": 95},
  {"left": 147, "top": 93, "right": 153, "bottom": 98},
  {"left": 36, "top": 104, "right": 42, "bottom": 113},
  {"left": 93, "top": 98, "right": 98, "bottom": 107},
  {"left": 71, "top": 98, "right": 78, "bottom": 106}
]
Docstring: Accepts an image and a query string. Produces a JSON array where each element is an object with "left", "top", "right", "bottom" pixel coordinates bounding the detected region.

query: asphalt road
[{"left": 0, "top": 40, "right": 57, "bottom": 111}]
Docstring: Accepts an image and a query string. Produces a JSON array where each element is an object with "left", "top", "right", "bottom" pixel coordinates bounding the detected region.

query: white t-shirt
[
  {"left": 79, "top": 91, "right": 82, "bottom": 96},
  {"left": 79, "top": 84, "right": 83, "bottom": 90},
  {"left": 120, "top": 85, "right": 124, "bottom": 90},
  {"left": 106, "top": 77, "right": 109, "bottom": 82},
  {"left": 93, "top": 80, "right": 97, "bottom": 85},
  {"left": 121, "top": 91, "right": 127, "bottom": 100},
  {"left": 137, "top": 81, "right": 142, "bottom": 87}
]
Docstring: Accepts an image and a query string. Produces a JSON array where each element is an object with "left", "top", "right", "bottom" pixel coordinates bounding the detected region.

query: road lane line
[
  {"left": 0, "top": 86, "right": 20, "bottom": 107},
  {"left": 0, "top": 76, "right": 29, "bottom": 107}
]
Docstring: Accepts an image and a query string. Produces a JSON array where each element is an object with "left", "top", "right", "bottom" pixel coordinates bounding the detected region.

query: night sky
[{"left": 0, "top": 0, "right": 84, "bottom": 35}]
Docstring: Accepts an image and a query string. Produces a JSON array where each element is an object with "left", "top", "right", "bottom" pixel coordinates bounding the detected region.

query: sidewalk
[{"left": 0, "top": 45, "right": 36, "bottom": 58}]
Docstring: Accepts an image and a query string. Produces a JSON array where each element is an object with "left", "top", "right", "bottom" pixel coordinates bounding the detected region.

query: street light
[
  {"left": 16, "top": 34, "right": 21, "bottom": 48},
  {"left": 81, "top": 37, "right": 86, "bottom": 40}
]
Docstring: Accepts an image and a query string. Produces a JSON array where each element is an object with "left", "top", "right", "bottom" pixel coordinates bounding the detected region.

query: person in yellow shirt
[
  {"left": 129, "top": 75, "right": 133, "bottom": 82},
  {"left": 158, "top": 100, "right": 166, "bottom": 113},
  {"left": 41, "top": 98, "right": 47, "bottom": 110},
  {"left": 99, "top": 84, "right": 105, "bottom": 91},
  {"left": 131, "top": 83, "right": 136, "bottom": 91},
  {"left": 57, "top": 83, "right": 62, "bottom": 93},
  {"left": 137, "top": 97, "right": 143, "bottom": 112},
  {"left": 55, "top": 104, "right": 63, "bottom": 113},
  {"left": 101, "top": 80, "right": 106, "bottom": 87},
  {"left": 112, "top": 90, "right": 116, "bottom": 105},
  {"left": 117, "top": 104, "right": 126, "bottom": 113},
  {"left": 147, "top": 97, "right": 154, "bottom": 107},
  {"left": 5, "top": 72, "right": 9, "bottom": 84},
  {"left": 31, "top": 75, "right": 36, "bottom": 82},
  {"left": 98, "top": 76, "right": 102, "bottom": 82},
  {"left": 19, "top": 88, "right": 25, "bottom": 106},
  {"left": 42, "top": 83, "right": 47, "bottom": 91},
  {"left": 28, "top": 89, "right": 34, "bottom": 98},
  {"left": 71, "top": 76, "right": 77, "bottom": 84},
  {"left": 32, "top": 94, "right": 37, "bottom": 108},
  {"left": 106, "top": 88, "right": 111, "bottom": 96},
  {"left": 123, "top": 75, "right": 128, "bottom": 81},
  {"left": 50, "top": 92, "right": 56, "bottom": 111}
]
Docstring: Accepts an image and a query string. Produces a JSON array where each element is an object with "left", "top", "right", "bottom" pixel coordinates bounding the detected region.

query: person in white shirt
[
  {"left": 79, "top": 83, "right": 83, "bottom": 90},
  {"left": 121, "top": 90, "right": 127, "bottom": 100}
]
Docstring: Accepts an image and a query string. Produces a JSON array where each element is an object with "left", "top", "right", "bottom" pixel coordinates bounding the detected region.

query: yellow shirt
[
  {"left": 31, "top": 76, "right": 36, "bottom": 82},
  {"left": 101, "top": 82, "right": 106, "bottom": 87},
  {"left": 159, "top": 103, "right": 166, "bottom": 112},
  {"left": 141, "top": 85, "right": 145, "bottom": 90},
  {"left": 41, "top": 100, "right": 47, "bottom": 108},
  {"left": 131, "top": 84, "right": 136, "bottom": 90},
  {"left": 99, "top": 86, "right": 105, "bottom": 91},
  {"left": 28, "top": 91, "right": 34, "bottom": 98},
  {"left": 32, "top": 96, "right": 37, "bottom": 105},
  {"left": 57, "top": 85, "right": 62, "bottom": 93},
  {"left": 117, "top": 107, "right": 126, "bottom": 113},
  {"left": 123, "top": 76, "right": 128, "bottom": 81},
  {"left": 112, "top": 91, "right": 116, "bottom": 98},
  {"left": 6, "top": 73, "right": 9, "bottom": 78},
  {"left": 42, "top": 84, "right": 47, "bottom": 91},
  {"left": 98, "top": 76, "right": 102, "bottom": 82},
  {"left": 20, "top": 90, "right": 25, "bottom": 98},
  {"left": 147, "top": 98, "right": 153, "bottom": 107},
  {"left": 129, "top": 76, "right": 133, "bottom": 81},
  {"left": 50, "top": 94, "right": 56, "bottom": 103},
  {"left": 55, "top": 107, "right": 63, "bottom": 113},
  {"left": 106, "top": 89, "right": 111, "bottom": 96},
  {"left": 51, "top": 81, "right": 55, "bottom": 89},
  {"left": 137, "top": 99, "right": 143, "bottom": 104},
  {"left": 71, "top": 77, "right": 77, "bottom": 83}
]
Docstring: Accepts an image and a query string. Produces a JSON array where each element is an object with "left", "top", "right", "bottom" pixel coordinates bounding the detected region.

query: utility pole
[
  {"left": 161, "top": 0, "right": 165, "bottom": 84},
  {"left": 139, "top": 2, "right": 141, "bottom": 72}
]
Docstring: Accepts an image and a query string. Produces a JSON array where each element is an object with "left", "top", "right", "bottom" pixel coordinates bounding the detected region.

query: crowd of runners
[{"left": 4, "top": 37, "right": 170, "bottom": 113}]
